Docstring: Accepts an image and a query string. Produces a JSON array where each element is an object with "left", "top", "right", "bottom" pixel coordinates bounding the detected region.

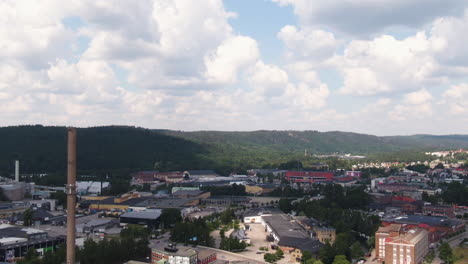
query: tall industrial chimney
[
  {"left": 15, "top": 160, "right": 19, "bottom": 182},
  {"left": 66, "top": 128, "right": 77, "bottom": 264}
]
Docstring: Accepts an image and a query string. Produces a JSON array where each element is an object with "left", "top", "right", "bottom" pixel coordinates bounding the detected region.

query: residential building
[
  {"left": 295, "top": 217, "right": 336, "bottom": 243},
  {"left": 376, "top": 224, "right": 429, "bottom": 264},
  {"left": 382, "top": 215, "right": 465, "bottom": 243},
  {"left": 422, "top": 205, "right": 455, "bottom": 218}
]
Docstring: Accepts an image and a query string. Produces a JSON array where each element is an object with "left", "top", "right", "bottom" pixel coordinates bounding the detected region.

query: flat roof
[
  {"left": 386, "top": 215, "right": 464, "bottom": 227},
  {"left": 121, "top": 209, "right": 162, "bottom": 220},
  {"left": 262, "top": 214, "right": 309, "bottom": 240},
  {"left": 151, "top": 243, "right": 198, "bottom": 257}
]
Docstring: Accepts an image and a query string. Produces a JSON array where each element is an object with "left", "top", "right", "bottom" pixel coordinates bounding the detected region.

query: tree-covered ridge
[
  {"left": 165, "top": 130, "right": 468, "bottom": 154},
  {"left": 1, "top": 125, "right": 468, "bottom": 176},
  {"left": 0, "top": 125, "right": 212, "bottom": 175}
]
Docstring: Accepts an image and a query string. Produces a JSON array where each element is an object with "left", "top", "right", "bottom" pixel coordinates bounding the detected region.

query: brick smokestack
[{"left": 66, "top": 128, "right": 77, "bottom": 264}]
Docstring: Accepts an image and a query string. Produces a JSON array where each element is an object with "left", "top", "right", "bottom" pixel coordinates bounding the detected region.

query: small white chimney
[{"left": 15, "top": 160, "right": 19, "bottom": 182}]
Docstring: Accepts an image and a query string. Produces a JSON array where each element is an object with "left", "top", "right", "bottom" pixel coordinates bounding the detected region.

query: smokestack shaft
[
  {"left": 66, "top": 128, "right": 77, "bottom": 264},
  {"left": 15, "top": 160, "right": 19, "bottom": 182}
]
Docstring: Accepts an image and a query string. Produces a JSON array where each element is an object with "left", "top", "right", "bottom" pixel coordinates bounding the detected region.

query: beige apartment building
[{"left": 376, "top": 224, "right": 428, "bottom": 264}]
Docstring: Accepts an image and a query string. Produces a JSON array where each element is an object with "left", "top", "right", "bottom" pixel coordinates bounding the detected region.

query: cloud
[
  {"left": 248, "top": 61, "right": 288, "bottom": 97},
  {"left": 430, "top": 10, "right": 468, "bottom": 66},
  {"left": 272, "top": 0, "right": 467, "bottom": 36},
  {"left": 204, "top": 36, "right": 260, "bottom": 84},
  {"left": 389, "top": 89, "right": 433, "bottom": 121},
  {"left": 443, "top": 84, "right": 468, "bottom": 115},
  {"left": 277, "top": 25, "right": 337, "bottom": 61},
  {"left": 336, "top": 33, "right": 440, "bottom": 95},
  {"left": 0, "top": 0, "right": 76, "bottom": 70},
  {"left": 2, "top": 0, "right": 468, "bottom": 135}
]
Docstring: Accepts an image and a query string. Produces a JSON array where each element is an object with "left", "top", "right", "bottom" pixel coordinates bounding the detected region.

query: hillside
[{"left": 1, "top": 125, "right": 468, "bottom": 176}]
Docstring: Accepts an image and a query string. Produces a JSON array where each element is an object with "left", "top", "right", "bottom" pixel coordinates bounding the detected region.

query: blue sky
[{"left": 1, "top": 0, "right": 468, "bottom": 135}]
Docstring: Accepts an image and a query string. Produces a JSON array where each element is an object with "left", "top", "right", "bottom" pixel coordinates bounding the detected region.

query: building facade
[
  {"left": 376, "top": 224, "right": 428, "bottom": 264},
  {"left": 285, "top": 171, "right": 334, "bottom": 183}
]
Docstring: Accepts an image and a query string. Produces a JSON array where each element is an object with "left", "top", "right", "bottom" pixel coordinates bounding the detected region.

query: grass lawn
[{"left": 454, "top": 247, "right": 468, "bottom": 264}]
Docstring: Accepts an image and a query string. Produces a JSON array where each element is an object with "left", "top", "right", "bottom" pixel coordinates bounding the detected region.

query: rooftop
[
  {"left": 385, "top": 215, "right": 464, "bottom": 227},
  {"left": 263, "top": 214, "right": 309, "bottom": 240},
  {"left": 151, "top": 243, "right": 206, "bottom": 258},
  {"left": 120, "top": 209, "right": 162, "bottom": 220}
]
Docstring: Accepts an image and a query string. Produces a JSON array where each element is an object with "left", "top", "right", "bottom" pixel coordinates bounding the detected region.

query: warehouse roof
[{"left": 121, "top": 209, "right": 162, "bottom": 220}]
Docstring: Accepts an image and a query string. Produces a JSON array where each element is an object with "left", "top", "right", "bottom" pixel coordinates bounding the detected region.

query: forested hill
[
  {"left": 1, "top": 125, "right": 468, "bottom": 175},
  {"left": 165, "top": 130, "right": 468, "bottom": 154}
]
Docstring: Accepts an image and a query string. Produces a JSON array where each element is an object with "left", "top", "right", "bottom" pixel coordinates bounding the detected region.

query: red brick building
[{"left": 285, "top": 171, "right": 334, "bottom": 183}]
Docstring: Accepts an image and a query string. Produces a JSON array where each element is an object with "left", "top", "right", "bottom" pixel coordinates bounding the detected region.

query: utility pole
[{"left": 66, "top": 128, "right": 77, "bottom": 264}]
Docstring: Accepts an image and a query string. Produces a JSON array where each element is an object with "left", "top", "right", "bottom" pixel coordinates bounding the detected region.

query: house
[{"left": 230, "top": 229, "right": 250, "bottom": 244}]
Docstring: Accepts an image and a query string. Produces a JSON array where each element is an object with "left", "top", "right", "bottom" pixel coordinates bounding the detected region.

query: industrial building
[
  {"left": 120, "top": 209, "right": 161, "bottom": 229},
  {"left": 76, "top": 181, "right": 110, "bottom": 195},
  {"left": 0, "top": 224, "right": 65, "bottom": 262},
  {"left": 0, "top": 182, "right": 35, "bottom": 201},
  {"left": 262, "top": 214, "right": 323, "bottom": 262}
]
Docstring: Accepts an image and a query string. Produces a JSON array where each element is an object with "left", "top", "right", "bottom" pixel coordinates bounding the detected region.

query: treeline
[
  {"left": 0, "top": 125, "right": 212, "bottom": 177},
  {"left": 442, "top": 182, "right": 468, "bottom": 206},
  {"left": 170, "top": 219, "right": 215, "bottom": 247},
  {"left": 200, "top": 184, "right": 247, "bottom": 196},
  {"left": 2, "top": 125, "right": 468, "bottom": 180}
]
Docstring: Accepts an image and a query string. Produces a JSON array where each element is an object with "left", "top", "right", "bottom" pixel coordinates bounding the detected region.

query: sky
[{"left": 1, "top": 0, "right": 468, "bottom": 136}]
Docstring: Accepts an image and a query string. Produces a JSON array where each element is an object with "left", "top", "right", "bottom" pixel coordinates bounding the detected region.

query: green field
[{"left": 454, "top": 246, "right": 468, "bottom": 264}]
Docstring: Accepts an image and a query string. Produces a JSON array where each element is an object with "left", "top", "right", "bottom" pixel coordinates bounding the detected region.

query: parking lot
[{"left": 236, "top": 223, "right": 291, "bottom": 264}]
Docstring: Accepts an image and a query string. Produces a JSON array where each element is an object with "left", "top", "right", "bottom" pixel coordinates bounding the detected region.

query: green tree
[
  {"left": 220, "top": 209, "right": 235, "bottom": 225},
  {"left": 333, "top": 233, "right": 352, "bottom": 256},
  {"left": 302, "top": 250, "right": 313, "bottom": 263},
  {"left": 406, "top": 164, "right": 429, "bottom": 174},
  {"left": 23, "top": 208, "right": 33, "bottom": 226},
  {"left": 434, "top": 163, "right": 445, "bottom": 169},
  {"left": 438, "top": 242, "right": 453, "bottom": 264},
  {"left": 279, "top": 198, "right": 293, "bottom": 213},
  {"left": 219, "top": 236, "right": 247, "bottom": 252},
  {"left": 17, "top": 248, "right": 39, "bottom": 264},
  {"left": 120, "top": 224, "right": 148, "bottom": 240},
  {"left": 275, "top": 248, "right": 284, "bottom": 259},
  {"left": 350, "top": 242, "right": 364, "bottom": 260},
  {"left": 0, "top": 188, "right": 9, "bottom": 201},
  {"left": 50, "top": 191, "right": 67, "bottom": 209},
  {"left": 264, "top": 253, "right": 279, "bottom": 263},
  {"left": 160, "top": 208, "right": 182, "bottom": 229},
  {"left": 332, "top": 255, "right": 350, "bottom": 264},
  {"left": 319, "top": 241, "right": 336, "bottom": 264}
]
